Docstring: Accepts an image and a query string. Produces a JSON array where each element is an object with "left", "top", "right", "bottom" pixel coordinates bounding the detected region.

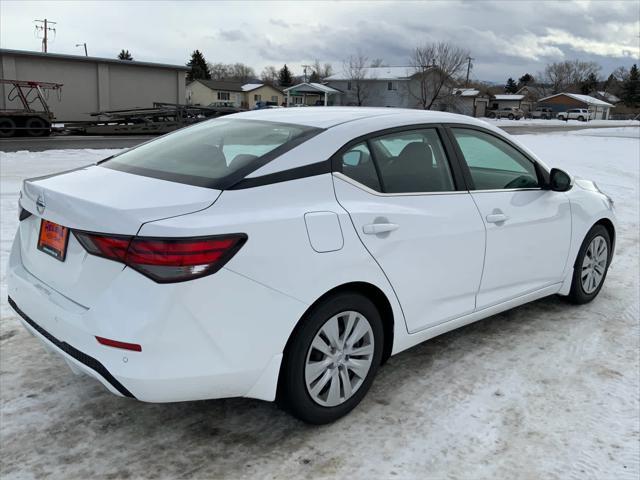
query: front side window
[
  {"left": 338, "top": 128, "right": 455, "bottom": 194},
  {"left": 101, "top": 119, "right": 319, "bottom": 189},
  {"left": 452, "top": 128, "right": 539, "bottom": 190}
]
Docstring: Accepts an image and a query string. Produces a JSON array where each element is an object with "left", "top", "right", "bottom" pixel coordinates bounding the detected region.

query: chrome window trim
[
  {"left": 334, "top": 172, "right": 544, "bottom": 196},
  {"left": 333, "top": 172, "right": 467, "bottom": 197}
]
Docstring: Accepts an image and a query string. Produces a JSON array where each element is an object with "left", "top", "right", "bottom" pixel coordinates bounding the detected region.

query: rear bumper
[
  {"left": 8, "top": 296, "right": 134, "bottom": 398},
  {"left": 7, "top": 229, "right": 307, "bottom": 403}
]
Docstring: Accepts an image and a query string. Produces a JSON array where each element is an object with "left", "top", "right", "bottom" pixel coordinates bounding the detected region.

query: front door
[
  {"left": 449, "top": 127, "right": 572, "bottom": 308},
  {"left": 333, "top": 127, "right": 486, "bottom": 333}
]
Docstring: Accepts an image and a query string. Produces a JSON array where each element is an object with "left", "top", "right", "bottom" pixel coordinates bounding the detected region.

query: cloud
[
  {"left": 1, "top": 0, "right": 638, "bottom": 82},
  {"left": 269, "top": 18, "right": 289, "bottom": 28},
  {"left": 218, "top": 29, "right": 247, "bottom": 42}
]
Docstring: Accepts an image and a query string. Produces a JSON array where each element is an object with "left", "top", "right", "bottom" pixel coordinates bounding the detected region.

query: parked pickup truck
[
  {"left": 556, "top": 108, "right": 593, "bottom": 121},
  {"left": 528, "top": 107, "right": 554, "bottom": 119},
  {"left": 486, "top": 107, "right": 525, "bottom": 120}
]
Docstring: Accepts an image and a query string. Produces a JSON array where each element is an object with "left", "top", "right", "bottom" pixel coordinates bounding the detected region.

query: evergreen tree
[
  {"left": 186, "top": 50, "right": 211, "bottom": 82},
  {"left": 580, "top": 72, "right": 598, "bottom": 95},
  {"left": 517, "top": 73, "right": 534, "bottom": 88},
  {"left": 278, "top": 64, "right": 293, "bottom": 87},
  {"left": 118, "top": 49, "right": 133, "bottom": 61},
  {"left": 505, "top": 77, "right": 518, "bottom": 93},
  {"left": 622, "top": 64, "right": 640, "bottom": 107}
]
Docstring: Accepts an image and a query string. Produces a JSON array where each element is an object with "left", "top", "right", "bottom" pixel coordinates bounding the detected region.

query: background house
[
  {"left": 283, "top": 82, "right": 341, "bottom": 106},
  {"left": 537, "top": 93, "right": 613, "bottom": 119},
  {"left": 450, "top": 88, "right": 490, "bottom": 117},
  {"left": 490, "top": 94, "right": 525, "bottom": 111},
  {"left": 186, "top": 80, "right": 244, "bottom": 107},
  {"left": 326, "top": 66, "right": 415, "bottom": 107},
  {"left": 242, "top": 83, "right": 285, "bottom": 109},
  {"left": 0, "top": 48, "right": 188, "bottom": 121}
]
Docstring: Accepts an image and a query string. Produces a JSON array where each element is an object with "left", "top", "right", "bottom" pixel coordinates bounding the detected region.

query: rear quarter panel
[{"left": 137, "top": 173, "right": 407, "bottom": 354}]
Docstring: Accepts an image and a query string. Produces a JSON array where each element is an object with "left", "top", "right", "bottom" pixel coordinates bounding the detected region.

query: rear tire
[
  {"left": 0, "top": 117, "right": 16, "bottom": 138},
  {"left": 488, "top": 112, "right": 496, "bottom": 119},
  {"left": 25, "top": 117, "right": 50, "bottom": 137},
  {"left": 567, "top": 225, "right": 611, "bottom": 304},
  {"left": 578, "top": 116, "right": 585, "bottom": 122},
  {"left": 279, "top": 292, "right": 384, "bottom": 424},
  {"left": 508, "top": 113, "right": 515, "bottom": 120}
]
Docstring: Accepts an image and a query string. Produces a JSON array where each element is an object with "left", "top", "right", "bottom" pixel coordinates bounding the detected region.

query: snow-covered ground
[
  {"left": 486, "top": 118, "right": 640, "bottom": 128},
  {"left": 1, "top": 130, "right": 638, "bottom": 479}
]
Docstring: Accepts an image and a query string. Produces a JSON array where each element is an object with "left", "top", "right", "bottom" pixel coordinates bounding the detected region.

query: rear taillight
[{"left": 74, "top": 232, "right": 247, "bottom": 283}]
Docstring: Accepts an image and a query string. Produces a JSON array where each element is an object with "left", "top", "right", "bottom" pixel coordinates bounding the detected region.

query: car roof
[{"left": 227, "top": 106, "right": 490, "bottom": 129}]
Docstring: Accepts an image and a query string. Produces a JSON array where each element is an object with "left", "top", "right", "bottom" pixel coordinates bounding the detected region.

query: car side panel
[{"left": 138, "top": 173, "right": 408, "bottom": 352}]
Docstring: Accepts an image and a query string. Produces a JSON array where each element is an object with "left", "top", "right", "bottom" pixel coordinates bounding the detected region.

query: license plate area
[{"left": 37, "top": 219, "right": 70, "bottom": 262}]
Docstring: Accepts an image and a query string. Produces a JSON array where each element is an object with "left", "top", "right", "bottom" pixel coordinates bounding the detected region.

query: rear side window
[
  {"left": 337, "top": 128, "right": 455, "bottom": 194},
  {"left": 101, "top": 119, "right": 320, "bottom": 189},
  {"left": 339, "top": 142, "right": 381, "bottom": 191},
  {"left": 371, "top": 129, "right": 455, "bottom": 193},
  {"left": 452, "top": 128, "right": 539, "bottom": 190}
]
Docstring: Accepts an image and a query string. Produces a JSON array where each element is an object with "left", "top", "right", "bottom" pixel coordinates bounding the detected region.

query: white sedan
[{"left": 8, "top": 108, "right": 616, "bottom": 424}]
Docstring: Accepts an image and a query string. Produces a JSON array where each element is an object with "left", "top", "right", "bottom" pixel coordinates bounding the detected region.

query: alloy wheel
[
  {"left": 304, "top": 311, "right": 374, "bottom": 407},
  {"left": 581, "top": 235, "right": 608, "bottom": 294}
]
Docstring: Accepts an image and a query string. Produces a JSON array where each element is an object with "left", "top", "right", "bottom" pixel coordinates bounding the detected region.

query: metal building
[{"left": 0, "top": 49, "right": 188, "bottom": 121}]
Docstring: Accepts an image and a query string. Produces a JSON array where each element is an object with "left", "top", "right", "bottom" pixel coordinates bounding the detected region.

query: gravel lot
[{"left": 1, "top": 128, "right": 638, "bottom": 479}]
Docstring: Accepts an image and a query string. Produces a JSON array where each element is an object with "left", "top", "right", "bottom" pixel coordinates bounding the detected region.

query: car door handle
[
  {"left": 362, "top": 223, "right": 399, "bottom": 234},
  {"left": 486, "top": 213, "right": 509, "bottom": 223}
]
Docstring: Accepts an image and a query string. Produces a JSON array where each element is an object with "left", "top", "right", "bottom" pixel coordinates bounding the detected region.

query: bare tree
[
  {"left": 208, "top": 62, "right": 230, "bottom": 80},
  {"left": 343, "top": 53, "right": 369, "bottom": 106},
  {"left": 309, "top": 59, "right": 334, "bottom": 82},
  {"left": 370, "top": 58, "right": 386, "bottom": 68},
  {"left": 228, "top": 63, "right": 256, "bottom": 83},
  {"left": 260, "top": 65, "right": 279, "bottom": 85},
  {"left": 206, "top": 62, "right": 256, "bottom": 82},
  {"left": 540, "top": 60, "right": 601, "bottom": 94},
  {"left": 409, "top": 42, "right": 469, "bottom": 110}
]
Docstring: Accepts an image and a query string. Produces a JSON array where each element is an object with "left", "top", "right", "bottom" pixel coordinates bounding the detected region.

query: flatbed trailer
[
  {"left": 0, "top": 79, "right": 62, "bottom": 137},
  {"left": 60, "top": 103, "right": 243, "bottom": 135}
]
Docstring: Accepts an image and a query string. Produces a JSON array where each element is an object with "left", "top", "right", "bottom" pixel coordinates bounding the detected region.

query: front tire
[
  {"left": 279, "top": 292, "right": 384, "bottom": 424},
  {"left": 567, "top": 225, "right": 611, "bottom": 304}
]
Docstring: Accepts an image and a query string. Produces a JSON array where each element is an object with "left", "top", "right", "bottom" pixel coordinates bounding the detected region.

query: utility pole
[
  {"left": 35, "top": 19, "right": 56, "bottom": 53},
  {"left": 465, "top": 56, "right": 474, "bottom": 87},
  {"left": 302, "top": 64, "right": 311, "bottom": 83},
  {"left": 76, "top": 43, "right": 88, "bottom": 56}
]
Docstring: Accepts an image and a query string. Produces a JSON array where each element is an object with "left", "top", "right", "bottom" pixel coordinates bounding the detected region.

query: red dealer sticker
[{"left": 37, "top": 219, "right": 70, "bottom": 262}]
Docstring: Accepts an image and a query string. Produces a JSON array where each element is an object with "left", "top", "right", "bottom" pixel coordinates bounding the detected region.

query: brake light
[{"left": 74, "top": 232, "right": 247, "bottom": 283}]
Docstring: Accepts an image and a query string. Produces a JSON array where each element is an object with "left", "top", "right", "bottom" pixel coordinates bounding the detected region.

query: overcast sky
[{"left": 1, "top": 0, "right": 639, "bottom": 82}]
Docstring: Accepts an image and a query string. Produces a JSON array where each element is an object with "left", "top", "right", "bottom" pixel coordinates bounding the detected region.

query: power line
[{"left": 34, "top": 18, "right": 56, "bottom": 53}]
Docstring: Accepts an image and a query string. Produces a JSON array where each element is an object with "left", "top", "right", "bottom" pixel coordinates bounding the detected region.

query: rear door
[
  {"left": 448, "top": 127, "right": 571, "bottom": 308},
  {"left": 333, "top": 126, "right": 486, "bottom": 333}
]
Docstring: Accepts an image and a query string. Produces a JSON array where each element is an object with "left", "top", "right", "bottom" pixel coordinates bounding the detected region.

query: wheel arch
[
  {"left": 280, "top": 281, "right": 395, "bottom": 372},
  {"left": 594, "top": 217, "right": 616, "bottom": 262}
]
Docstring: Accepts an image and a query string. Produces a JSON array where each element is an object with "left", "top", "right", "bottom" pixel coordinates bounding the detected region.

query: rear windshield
[{"left": 101, "top": 118, "right": 321, "bottom": 189}]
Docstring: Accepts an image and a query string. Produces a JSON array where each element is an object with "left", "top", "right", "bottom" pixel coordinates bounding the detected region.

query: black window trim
[
  {"left": 442, "top": 123, "right": 550, "bottom": 192},
  {"left": 330, "top": 123, "right": 468, "bottom": 196},
  {"left": 101, "top": 119, "right": 325, "bottom": 190}
]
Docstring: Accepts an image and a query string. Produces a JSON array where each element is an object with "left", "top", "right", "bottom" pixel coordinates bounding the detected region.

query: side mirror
[{"left": 549, "top": 168, "right": 572, "bottom": 192}]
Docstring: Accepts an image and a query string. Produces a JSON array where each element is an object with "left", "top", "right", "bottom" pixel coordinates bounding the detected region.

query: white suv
[{"left": 557, "top": 108, "right": 592, "bottom": 121}]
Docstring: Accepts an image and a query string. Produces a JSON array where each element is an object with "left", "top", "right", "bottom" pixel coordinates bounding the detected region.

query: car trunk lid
[{"left": 19, "top": 165, "right": 220, "bottom": 306}]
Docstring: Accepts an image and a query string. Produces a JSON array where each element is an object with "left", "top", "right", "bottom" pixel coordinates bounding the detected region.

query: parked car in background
[
  {"left": 529, "top": 107, "right": 554, "bottom": 120},
  {"left": 557, "top": 108, "right": 593, "bottom": 121},
  {"left": 487, "top": 107, "right": 524, "bottom": 120},
  {"left": 8, "top": 108, "right": 616, "bottom": 424}
]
